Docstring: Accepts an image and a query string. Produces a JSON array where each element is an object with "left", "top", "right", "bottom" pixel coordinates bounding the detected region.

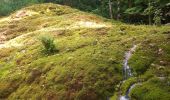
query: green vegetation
[
  {"left": 46, "top": 0, "right": 170, "bottom": 24},
  {"left": 120, "top": 77, "right": 137, "bottom": 95},
  {"left": 0, "top": 0, "right": 44, "bottom": 16},
  {"left": 130, "top": 77, "right": 170, "bottom": 100},
  {"left": 39, "top": 34, "right": 58, "bottom": 55},
  {"left": 0, "top": 3, "right": 169, "bottom": 100},
  {"left": 0, "top": 0, "right": 169, "bottom": 24}
]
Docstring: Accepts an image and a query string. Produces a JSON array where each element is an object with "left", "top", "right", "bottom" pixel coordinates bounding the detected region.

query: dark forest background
[{"left": 0, "top": 0, "right": 169, "bottom": 24}]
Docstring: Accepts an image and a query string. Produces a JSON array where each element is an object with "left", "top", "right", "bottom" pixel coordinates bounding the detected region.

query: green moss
[
  {"left": 0, "top": 3, "right": 169, "bottom": 100},
  {"left": 121, "top": 77, "right": 137, "bottom": 95},
  {"left": 130, "top": 77, "right": 170, "bottom": 100}
]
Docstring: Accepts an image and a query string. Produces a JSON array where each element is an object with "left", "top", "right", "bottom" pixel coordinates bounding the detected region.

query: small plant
[{"left": 39, "top": 34, "right": 58, "bottom": 55}]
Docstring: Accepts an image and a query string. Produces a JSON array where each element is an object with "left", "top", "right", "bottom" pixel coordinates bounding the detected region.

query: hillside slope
[{"left": 0, "top": 3, "right": 169, "bottom": 100}]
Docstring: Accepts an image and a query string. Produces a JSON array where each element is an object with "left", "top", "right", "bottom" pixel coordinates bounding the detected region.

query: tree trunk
[
  {"left": 117, "top": 0, "right": 120, "bottom": 20},
  {"left": 128, "top": 0, "right": 132, "bottom": 22},
  {"left": 109, "top": 0, "right": 113, "bottom": 19},
  {"left": 128, "top": 0, "right": 132, "bottom": 8},
  {"left": 148, "top": 0, "right": 152, "bottom": 25}
]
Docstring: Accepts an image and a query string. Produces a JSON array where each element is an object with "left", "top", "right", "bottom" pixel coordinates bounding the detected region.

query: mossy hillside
[
  {"left": 127, "top": 27, "right": 170, "bottom": 100},
  {"left": 0, "top": 3, "right": 170, "bottom": 100},
  {"left": 130, "top": 77, "right": 170, "bottom": 100}
]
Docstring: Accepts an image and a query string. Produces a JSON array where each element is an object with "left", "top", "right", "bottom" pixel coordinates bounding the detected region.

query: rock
[
  {"left": 149, "top": 43, "right": 155, "bottom": 47},
  {"left": 21, "top": 50, "right": 26, "bottom": 53},
  {"left": 159, "top": 48, "right": 162, "bottom": 52},
  {"left": 27, "top": 69, "right": 41, "bottom": 83},
  {"left": 158, "top": 48, "right": 163, "bottom": 55},
  {"left": 0, "top": 35, "right": 6, "bottom": 44},
  {"left": 151, "top": 63, "right": 156, "bottom": 67},
  {"left": 158, "top": 66, "right": 165, "bottom": 70},
  {"left": 165, "top": 23, "right": 170, "bottom": 26},
  {"left": 15, "top": 11, "right": 27, "bottom": 18},
  {"left": 160, "top": 61, "right": 167, "bottom": 66},
  {"left": 156, "top": 76, "right": 165, "bottom": 80}
]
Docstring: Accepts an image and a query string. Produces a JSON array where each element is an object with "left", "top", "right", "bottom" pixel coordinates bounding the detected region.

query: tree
[
  {"left": 0, "top": 0, "right": 169, "bottom": 24},
  {"left": 117, "top": 0, "right": 121, "bottom": 20},
  {"left": 148, "top": 0, "right": 152, "bottom": 25},
  {"left": 108, "top": 0, "right": 113, "bottom": 19}
]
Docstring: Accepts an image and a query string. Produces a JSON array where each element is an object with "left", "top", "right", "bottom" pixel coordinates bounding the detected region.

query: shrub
[
  {"left": 153, "top": 9, "right": 162, "bottom": 26},
  {"left": 39, "top": 34, "right": 58, "bottom": 55}
]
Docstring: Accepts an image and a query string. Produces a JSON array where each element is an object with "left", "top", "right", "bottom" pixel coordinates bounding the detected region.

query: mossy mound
[{"left": 0, "top": 3, "right": 169, "bottom": 100}]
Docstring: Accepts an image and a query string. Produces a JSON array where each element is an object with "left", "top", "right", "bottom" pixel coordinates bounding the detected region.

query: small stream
[{"left": 119, "top": 45, "right": 137, "bottom": 100}]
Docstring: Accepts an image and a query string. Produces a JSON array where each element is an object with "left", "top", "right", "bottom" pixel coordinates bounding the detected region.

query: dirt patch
[{"left": 11, "top": 10, "right": 39, "bottom": 20}]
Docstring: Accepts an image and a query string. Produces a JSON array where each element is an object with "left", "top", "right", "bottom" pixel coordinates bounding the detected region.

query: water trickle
[
  {"left": 120, "top": 45, "right": 137, "bottom": 100},
  {"left": 123, "top": 45, "right": 137, "bottom": 80}
]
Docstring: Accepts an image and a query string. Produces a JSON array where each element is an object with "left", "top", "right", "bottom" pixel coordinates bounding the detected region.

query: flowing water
[
  {"left": 120, "top": 83, "right": 140, "bottom": 100},
  {"left": 120, "top": 45, "right": 137, "bottom": 100}
]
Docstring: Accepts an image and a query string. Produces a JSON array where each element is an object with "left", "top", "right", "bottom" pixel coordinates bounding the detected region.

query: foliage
[
  {"left": 153, "top": 9, "right": 162, "bottom": 26},
  {"left": 39, "top": 34, "right": 58, "bottom": 54},
  {"left": 0, "top": 0, "right": 169, "bottom": 24},
  {"left": 0, "top": 0, "right": 43, "bottom": 16}
]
